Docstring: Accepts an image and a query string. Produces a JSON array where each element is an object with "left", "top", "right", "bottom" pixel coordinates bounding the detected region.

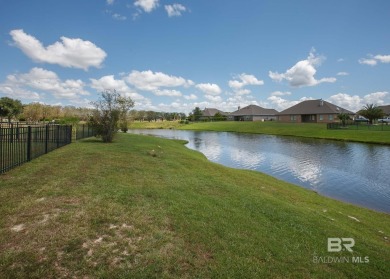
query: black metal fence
[
  {"left": 76, "top": 124, "right": 96, "bottom": 140},
  {"left": 327, "top": 122, "right": 390, "bottom": 131},
  {"left": 1, "top": 124, "right": 73, "bottom": 174}
]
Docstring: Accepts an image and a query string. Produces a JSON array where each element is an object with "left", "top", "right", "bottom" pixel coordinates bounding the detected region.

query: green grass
[
  {"left": 0, "top": 133, "right": 389, "bottom": 278},
  {"left": 129, "top": 120, "right": 184, "bottom": 130},
  {"left": 178, "top": 121, "right": 390, "bottom": 145}
]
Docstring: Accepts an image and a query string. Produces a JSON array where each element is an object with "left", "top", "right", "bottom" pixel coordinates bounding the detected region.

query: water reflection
[
  {"left": 128, "top": 129, "right": 390, "bottom": 213},
  {"left": 229, "top": 148, "right": 265, "bottom": 169}
]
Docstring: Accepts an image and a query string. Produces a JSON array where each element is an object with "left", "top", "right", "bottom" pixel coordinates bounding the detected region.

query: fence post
[
  {"left": 10, "top": 123, "right": 14, "bottom": 144},
  {"left": 45, "top": 125, "right": 49, "bottom": 154},
  {"left": 68, "top": 125, "right": 72, "bottom": 143},
  {"left": 0, "top": 127, "right": 3, "bottom": 173},
  {"left": 27, "top": 126, "right": 32, "bottom": 161},
  {"left": 56, "top": 125, "right": 60, "bottom": 148}
]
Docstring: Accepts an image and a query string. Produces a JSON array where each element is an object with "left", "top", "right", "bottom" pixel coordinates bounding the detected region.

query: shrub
[{"left": 89, "top": 90, "right": 134, "bottom": 143}]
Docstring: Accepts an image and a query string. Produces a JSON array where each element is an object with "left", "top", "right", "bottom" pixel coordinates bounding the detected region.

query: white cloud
[
  {"left": 165, "top": 4, "right": 187, "bottom": 17},
  {"left": 205, "top": 95, "right": 222, "bottom": 102},
  {"left": 326, "top": 93, "right": 362, "bottom": 112},
  {"left": 134, "top": 0, "right": 159, "bottom": 13},
  {"left": 154, "top": 89, "right": 182, "bottom": 97},
  {"left": 0, "top": 84, "right": 40, "bottom": 100},
  {"left": 90, "top": 75, "right": 144, "bottom": 100},
  {"left": 234, "top": 89, "right": 251, "bottom": 96},
  {"left": 359, "top": 54, "right": 390, "bottom": 66},
  {"left": 113, "top": 13, "right": 127, "bottom": 20},
  {"left": 105, "top": 10, "right": 127, "bottom": 20},
  {"left": 0, "top": 67, "right": 90, "bottom": 102},
  {"left": 374, "top": 55, "right": 390, "bottom": 63},
  {"left": 358, "top": 57, "right": 377, "bottom": 66},
  {"left": 269, "top": 49, "right": 336, "bottom": 87},
  {"left": 327, "top": 92, "right": 389, "bottom": 112},
  {"left": 228, "top": 73, "right": 264, "bottom": 91},
  {"left": 195, "top": 83, "right": 222, "bottom": 95},
  {"left": 90, "top": 75, "right": 129, "bottom": 92},
  {"left": 106, "top": 0, "right": 115, "bottom": 5},
  {"left": 337, "top": 72, "right": 349, "bottom": 76},
  {"left": 10, "top": 30, "right": 107, "bottom": 71},
  {"left": 184, "top": 94, "right": 197, "bottom": 100},
  {"left": 267, "top": 96, "right": 300, "bottom": 111},
  {"left": 156, "top": 101, "right": 192, "bottom": 113},
  {"left": 126, "top": 70, "right": 193, "bottom": 91},
  {"left": 270, "top": 91, "right": 291, "bottom": 97},
  {"left": 112, "top": 12, "right": 127, "bottom": 20},
  {"left": 362, "top": 91, "right": 389, "bottom": 105}
]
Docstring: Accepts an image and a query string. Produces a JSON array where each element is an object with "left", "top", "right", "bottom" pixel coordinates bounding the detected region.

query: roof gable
[
  {"left": 278, "top": 99, "right": 355, "bottom": 115},
  {"left": 230, "top": 105, "right": 278, "bottom": 116},
  {"left": 378, "top": 105, "right": 390, "bottom": 115},
  {"left": 202, "top": 108, "right": 229, "bottom": 117}
]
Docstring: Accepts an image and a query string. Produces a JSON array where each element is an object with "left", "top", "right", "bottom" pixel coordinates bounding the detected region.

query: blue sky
[{"left": 1, "top": 0, "right": 389, "bottom": 113}]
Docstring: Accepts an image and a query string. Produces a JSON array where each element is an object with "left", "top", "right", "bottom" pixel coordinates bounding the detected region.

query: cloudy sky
[{"left": 1, "top": 0, "right": 389, "bottom": 113}]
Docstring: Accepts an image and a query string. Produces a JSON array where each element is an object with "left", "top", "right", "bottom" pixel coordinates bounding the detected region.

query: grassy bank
[
  {"left": 179, "top": 121, "right": 390, "bottom": 145},
  {"left": 1, "top": 133, "right": 389, "bottom": 278},
  {"left": 129, "top": 120, "right": 184, "bottom": 130}
]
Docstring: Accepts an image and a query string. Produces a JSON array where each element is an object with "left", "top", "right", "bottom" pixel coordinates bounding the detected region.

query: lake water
[{"left": 128, "top": 129, "right": 390, "bottom": 213}]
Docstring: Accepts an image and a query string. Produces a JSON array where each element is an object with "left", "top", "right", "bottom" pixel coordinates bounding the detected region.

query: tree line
[
  {"left": 129, "top": 110, "right": 186, "bottom": 122},
  {"left": 0, "top": 97, "right": 92, "bottom": 124},
  {"left": 0, "top": 97, "right": 187, "bottom": 124}
]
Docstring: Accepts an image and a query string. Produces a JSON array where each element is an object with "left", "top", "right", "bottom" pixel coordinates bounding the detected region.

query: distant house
[
  {"left": 200, "top": 108, "right": 229, "bottom": 121},
  {"left": 378, "top": 105, "right": 390, "bottom": 116},
  {"left": 227, "top": 105, "right": 278, "bottom": 121},
  {"left": 277, "top": 99, "right": 354, "bottom": 123}
]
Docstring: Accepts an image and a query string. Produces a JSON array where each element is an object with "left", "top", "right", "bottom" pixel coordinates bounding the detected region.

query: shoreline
[
  {"left": 129, "top": 120, "right": 390, "bottom": 145},
  {"left": 178, "top": 121, "right": 390, "bottom": 145}
]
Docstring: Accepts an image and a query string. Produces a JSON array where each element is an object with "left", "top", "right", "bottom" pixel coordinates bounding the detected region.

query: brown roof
[
  {"left": 278, "top": 99, "right": 355, "bottom": 115},
  {"left": 202, "top": 108, "right": 229, "bottom": 117},
  {"left": 378, "top": 105, "right": 390, "bottom": 115},
  {"left": 230, "top": 105, "right": 278, "bottom": 116}
]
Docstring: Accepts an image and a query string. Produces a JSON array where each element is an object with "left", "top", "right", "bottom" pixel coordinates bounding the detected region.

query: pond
[{"left": 128, "top": 129, "right": 390, "bottom": 213}]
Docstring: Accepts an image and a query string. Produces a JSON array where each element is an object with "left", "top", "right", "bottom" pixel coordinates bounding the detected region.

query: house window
[
  {"left": 319, "top": 115, "right": 323, "bottom": 121},
  {"left": 329, "top": 115, "right": 333, "bottom": 121},
  {"left": 290, "top": 115, "right": 297, "bottom": 121},
  {"left": 310, "top": 115, "right": 315, "bottom": 121}
]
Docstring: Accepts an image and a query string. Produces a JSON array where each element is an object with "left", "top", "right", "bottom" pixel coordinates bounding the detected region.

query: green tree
[
  {"left": 337, "top": 113, "right": 351, "bottom": 126},
  {"left": 89, "top": 90, "right": 134, "bottom": 142},
  {"left": 358, "top": 104, "right": 384, "bottom": 124},
  {"left": 22, "top": 103, "right": 44, "bottom": 123},
  {"left": 0, "top": 97, "right": 23, "bottom": 123},
  {"left": 191, "top": 107, "right": 203, "bottom": 121},
  {"left": 213, "top": 112, "right": 227, "bottom": 121}
]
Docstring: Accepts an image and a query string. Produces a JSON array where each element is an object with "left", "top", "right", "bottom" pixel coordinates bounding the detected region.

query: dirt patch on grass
[{"left": 1, "top": 195, "right": 202, "bottom": 278}]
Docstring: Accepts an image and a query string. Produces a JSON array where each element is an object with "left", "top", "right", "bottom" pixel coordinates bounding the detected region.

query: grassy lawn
[
  {"left": 129, "top": 121, "right": 184, "bottom": 130},
  {"left": 178, "top": 121, "right": 390, "bottom": 145},
  {"left": 0, "top": 133, "right": 389, "bottom": 278}
]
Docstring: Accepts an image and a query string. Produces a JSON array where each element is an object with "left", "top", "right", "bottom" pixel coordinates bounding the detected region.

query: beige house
[
  {"left": 228, "top": 105, "right": 278, "bottom": 121},
  {"left": 277, "top": 99, "right": 354, "bottom": 123},
  {"left": 378, "top": 105, "right": 390, "bottom": 116},
  {"left": 200, "top": 108, "right": 229, "bottom": 121}
]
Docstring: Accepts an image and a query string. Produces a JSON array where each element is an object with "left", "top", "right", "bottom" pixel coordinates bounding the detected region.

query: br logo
[{"left": 328, "top": 238, "right": 355, "bottom": 252}]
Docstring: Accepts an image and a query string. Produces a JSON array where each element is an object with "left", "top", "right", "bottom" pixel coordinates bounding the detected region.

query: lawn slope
[{"left": 0, "top": 133, "right": 389, "bottom": 278}]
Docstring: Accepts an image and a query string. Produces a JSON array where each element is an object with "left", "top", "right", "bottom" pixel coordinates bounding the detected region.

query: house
[
  {"left": 200, "top": 108, "right": 229, "bottom": 121},
  {"left": 277, "top": 99, "right": 354, "bottom": 123},
  {"left": 227, "top": 105, "right": 278, "bottom": 121},
  {"left": 378, "top": 105, "right": 390, "bottom": 116}
]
